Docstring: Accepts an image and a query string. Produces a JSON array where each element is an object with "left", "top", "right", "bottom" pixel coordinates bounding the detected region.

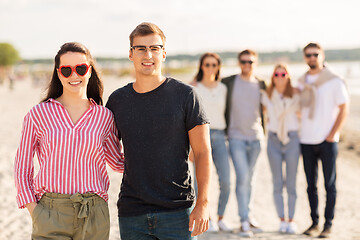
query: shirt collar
[{"left": 46, "top": 98, "right": 97, "bottom": 106}]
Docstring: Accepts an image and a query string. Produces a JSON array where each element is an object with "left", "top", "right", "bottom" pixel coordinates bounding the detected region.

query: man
[
  {"left": 299, "top": 43, "right": 349, "bottom": 238},
  {"left": 106, "top": 22, "right": 211, "bottom": 240},
  {"left": 222, "top": 49, "right": 266, "bottom": 237}
]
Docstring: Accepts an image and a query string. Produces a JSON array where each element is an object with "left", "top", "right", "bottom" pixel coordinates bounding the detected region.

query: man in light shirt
[
  {"left": 298, "top": 42, "right": 349, "bottom": 238},
  {"left": 222, "top": 49, "right": 266, "bottom": 237}
]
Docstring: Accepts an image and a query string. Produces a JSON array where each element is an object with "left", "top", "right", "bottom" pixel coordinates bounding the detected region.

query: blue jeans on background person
[
  {"left": 192, "top": 129, "right": 230, "bottom": 217},
  {"left": 210, "top": 129, "right": 231, "bottom": 216},
  {"left": 119, "top": 207, "right": 195, "bottom": 240},
  {"left": 301, "top": 141, "right": 338, "bottom": 228},
  {"left": 267, "top": 131, "right": 300, "bottom": 220},
  {"left": 229, "top": 138, "right": 261, "bottom": 222}
]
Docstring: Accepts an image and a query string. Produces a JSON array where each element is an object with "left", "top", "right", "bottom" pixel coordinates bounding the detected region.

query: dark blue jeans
[
  {"left": 119, "top": 208, "right": 196, "bottom": 240},
  {"left": 301, "top": 141, "right": 337, "bottom": 227}
]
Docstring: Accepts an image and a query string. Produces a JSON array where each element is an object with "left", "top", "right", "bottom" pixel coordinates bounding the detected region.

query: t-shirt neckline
[{"left": 129, "top": 77, "right": 170, "bottom": 96}]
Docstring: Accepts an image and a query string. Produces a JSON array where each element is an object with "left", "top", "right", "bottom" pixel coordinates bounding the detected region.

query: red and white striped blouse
[{"left": 14, "top": 98, "right": 124, "bottom": 208}]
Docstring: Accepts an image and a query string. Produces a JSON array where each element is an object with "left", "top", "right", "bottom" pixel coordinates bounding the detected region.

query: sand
[{"left": 0, "top": 76, "right": 359, "bottom": 240}]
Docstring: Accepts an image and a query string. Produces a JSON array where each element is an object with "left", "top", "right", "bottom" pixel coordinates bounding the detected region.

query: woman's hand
[{"left": 25, "top": 202, "right": 38, "bottom": 216}]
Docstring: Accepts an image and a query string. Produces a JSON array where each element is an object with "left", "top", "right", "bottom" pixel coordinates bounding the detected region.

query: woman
[
  {"left": 190, "top": 53, "right": 231, "bottom": 232},
  {"left": 14, "top": 42, "right": 124, "bottom": 240},
  {"left": 261, "top": 63, "right": 300, "bottom": 234}
]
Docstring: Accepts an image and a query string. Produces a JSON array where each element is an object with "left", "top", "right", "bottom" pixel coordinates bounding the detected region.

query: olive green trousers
[{"left": 31, "top": 192, "right": 110, "bottom": 240}]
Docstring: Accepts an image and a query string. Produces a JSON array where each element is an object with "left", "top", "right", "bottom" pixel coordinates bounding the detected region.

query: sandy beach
[{"left": 0, "top": 76, "right": 359, "bottom": 240}]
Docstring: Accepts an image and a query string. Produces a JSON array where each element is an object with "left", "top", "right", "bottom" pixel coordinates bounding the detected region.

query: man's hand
[
  {"left": 325, "top": 135, "right": 336, "bottom": 142},
  {"left": 189, "top": 201, "right": 209, "bottom": 236},
  {"left": 188, "top": 124, "right": 211, "bottom": 236},
  {"left": 26, "top": 202, "right": 37, "bottom": 217},
  {"left": 325, "top": 103, "right": 348, "bottom": 143}
]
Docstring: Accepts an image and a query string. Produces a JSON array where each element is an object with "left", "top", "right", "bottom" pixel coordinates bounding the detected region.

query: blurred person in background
[
  {"left": 222, "top": 49, "right": 266, "bottom": 237},
  {"left": 190, "top": 53, "right": 231, "bottom": 233},
  {"left": 299, "top": 42, "right": 349, "bottom": 238},
  {"left": 261, "top": 63, "right": 300, "bottom": 234},
  {"left": 14, "top": 42, "right": 125, "bottom": 240}
]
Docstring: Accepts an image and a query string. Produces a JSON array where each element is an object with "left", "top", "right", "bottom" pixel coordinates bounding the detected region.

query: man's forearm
[
  {"left": 194, "top": 152, "right": 211, "bottom": 205},
  {"left": 328, "top": 103, "right": 348, "bottom": 139}
]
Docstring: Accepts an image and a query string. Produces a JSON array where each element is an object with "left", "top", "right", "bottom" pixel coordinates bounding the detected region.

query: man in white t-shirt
[{"left": 298, "top": 43, "right": 349, "bottom": 238}]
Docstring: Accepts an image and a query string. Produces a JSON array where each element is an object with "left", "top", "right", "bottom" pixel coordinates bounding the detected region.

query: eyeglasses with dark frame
[
  {"left": 131, "top": 45, "right": 164, "bottom": 55},
  {"left": 305, "top": 53, "right": 319, "bottom": 58}
]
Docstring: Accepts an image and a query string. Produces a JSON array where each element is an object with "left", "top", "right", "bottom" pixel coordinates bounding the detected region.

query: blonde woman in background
[{"left": 261, "top": 63, "right": 300, "bottom": 234}]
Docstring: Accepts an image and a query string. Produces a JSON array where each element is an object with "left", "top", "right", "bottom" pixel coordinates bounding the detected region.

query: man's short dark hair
[
  {"left": 238, "top": 49, "right": 258, "bottom": 62},
  {"left": 129, "top": 22, "right": 166, "bottom": 47},
  {"left": 303, "top": 42, "right": 323, "bottom": 53}
]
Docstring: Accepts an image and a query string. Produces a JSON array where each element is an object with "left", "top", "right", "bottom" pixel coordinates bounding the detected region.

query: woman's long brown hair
[
  {"left": 194, "top": 52, "right": 221, "bottom": 82},
  {"left": 42, "top": 42, "right": 104, "bottom": 105}
]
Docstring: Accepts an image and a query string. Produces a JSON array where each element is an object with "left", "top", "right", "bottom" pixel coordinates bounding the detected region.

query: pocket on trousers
[
  {"left": 288, "top": 131, "right": 298, "bottom": 138},
  {"left": 268, "top": 132, "right": 278, "bottom": 141},
  {"left": 99, "top": 202, "right": 110, "bottom": 227},
  {"left": 31, "top": 203, "right": 43, "bottom": 223}
]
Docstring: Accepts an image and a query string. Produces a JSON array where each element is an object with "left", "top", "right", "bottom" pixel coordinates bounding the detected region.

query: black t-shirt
[{"left": 106, "top": 78, "right": 209, "bottom": 217}]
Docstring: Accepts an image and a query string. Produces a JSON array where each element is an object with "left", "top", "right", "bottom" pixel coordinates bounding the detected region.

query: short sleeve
[
  {"left": 105, "top": 94, "right": 114, "bottom": 112},
  {"left": 334, "top": 79, "right": 349, "bottom": 106},
  {"left": 260, "top": 90, "right": 270, "bottom": 107},
  {"left": 297, "top": 82, "right": 305, "bottom": 91},
  {"left": 184, "top": 88, "right": 210, "bottom": 131},
  {"left": 105, "top": 94, "right": 122, "bottom": 140}
]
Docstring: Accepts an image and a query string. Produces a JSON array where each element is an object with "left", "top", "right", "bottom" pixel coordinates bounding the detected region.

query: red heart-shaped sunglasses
[{"left": 59, "top": 64, "right": 90, "bottom": 78}]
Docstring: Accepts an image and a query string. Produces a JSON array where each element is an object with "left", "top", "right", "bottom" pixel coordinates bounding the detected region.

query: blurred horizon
[{"left": 1, "top": 0, "right": 360, "bottom": 59}]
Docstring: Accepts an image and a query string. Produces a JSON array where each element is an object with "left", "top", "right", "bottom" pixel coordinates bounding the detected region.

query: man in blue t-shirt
[{"left": 106, "top": 22, "right": 211, "bottom": 240}]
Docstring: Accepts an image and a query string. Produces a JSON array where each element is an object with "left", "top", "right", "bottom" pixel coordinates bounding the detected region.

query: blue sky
[{"left": 1, "top": 0, "right": 359, "bottom": 59}]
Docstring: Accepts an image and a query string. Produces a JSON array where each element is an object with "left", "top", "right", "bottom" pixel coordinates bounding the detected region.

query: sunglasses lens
[
  {"left": 76, "top": 64, "right": 88, "bottom": 76},
  {"left": 274, "top": 72, "right": 287, "bottom": 77},
  {"left": 306, "top": 53, "right": 319, "bottom": 58},
  {"left": 60, "top": 67, "right": 72, "bottom": 78}
]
